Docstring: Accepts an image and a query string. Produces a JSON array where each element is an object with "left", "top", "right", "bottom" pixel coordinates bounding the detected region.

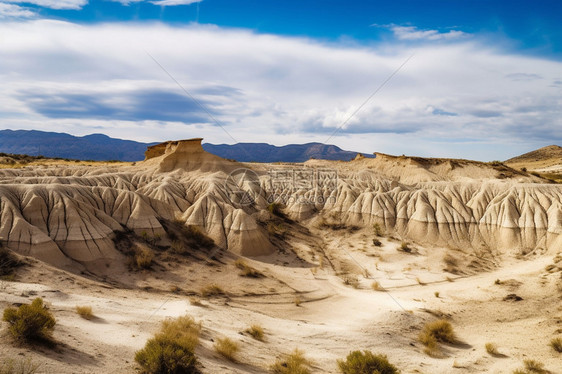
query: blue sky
[{"left": 0, "top": 0, "right": 561, "bottom": 160}]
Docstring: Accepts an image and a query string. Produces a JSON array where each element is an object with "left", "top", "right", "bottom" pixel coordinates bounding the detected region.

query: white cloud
[
  {"left": 391, "top": 25, "right": 467, "bottom": 41},
  {"left": 1, "top": 0, "right": 87, "bottom": 10},
  {"left": 0, "top": 20, "right": 560, "bottom": 160},
  {"left": 0, "top": 3, "right": 34, "bottom": 17},
  {"left": 150, "top": 0, "right": 202, "bottom": 5}
]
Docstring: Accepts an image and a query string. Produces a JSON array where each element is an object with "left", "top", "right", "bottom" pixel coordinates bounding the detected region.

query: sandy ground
[{"left": 1, "top": 227, "right": 560, "bottom": 374}]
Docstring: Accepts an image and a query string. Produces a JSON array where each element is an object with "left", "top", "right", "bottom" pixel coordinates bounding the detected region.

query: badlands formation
[{"left": 0, "top": 139, "right": 561, "bottom": 373}]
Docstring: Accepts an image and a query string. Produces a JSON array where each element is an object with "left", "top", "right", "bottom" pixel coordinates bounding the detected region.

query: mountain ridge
[{"left": 0, "top": 129, "right": 373, "bottom": 163}]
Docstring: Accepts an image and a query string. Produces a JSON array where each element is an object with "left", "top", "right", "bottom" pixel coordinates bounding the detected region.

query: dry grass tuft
[
  {"left": 135, "top": 315, "right": 201, "bottom": 374},
  {"left": 271, "top": 348, "right": 312, "bottom": 374},
  {"left": 245, "top": 324, "right": 265, "bottom": 341},
  {"left": 200, "top": 284, "right": 226, "bottom": 298},
  {"left": 419, "top": 319, "right": 456, "bottom": 357},
  {"left": 0, "top": 357, "right": 40, "bottom": 374},
  {"left": 75, "top": 306, "right": 94, "bottom": 320},
  {"left": 485, "top": 342, "right": 499, "bottom": 356},
  {"left": 550, "top": 337, "right": 562, "bottom": 353},
  {"left": 214, "top": 337, "right": 240, "bottom": 361},
  {"left": 234, "top": 259, "right": 263, "bottom": 278},
  {"left": 371, "top": 281, "right": 383, "bottom": 291}
]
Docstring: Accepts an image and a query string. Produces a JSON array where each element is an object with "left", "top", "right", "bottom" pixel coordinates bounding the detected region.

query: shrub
[
  {"left": 200, "top": 284, "right": 225, "bottom": 298},
  {"left": 373, "top": 223, "right": 384, "bottom": 237},
  {"left": 419, "top": 319, "right": 456, "bottom": 356},
  {"left": 268, "top": 203, "right": 285, "bottom": 218},
  {"left": 337, "top": 350, "right": 399, "bottom": 374},
  {"left": 235, "top": 259, "right": 263, "bottom": 278},
  {"left": 246, "top": 324, "right": 265, "bottom": 341},
  {"left": 372, "top": 239, "right": 382, "bottom": 247},
  {"left": 434, "top": 292, "right": 440, "bottom": 298},
  {"left": 371, "top": 281, "right": 383, "bottom": 291},
  {"left": 183, "top": 225, "right": 214, "bottom": 249},
  {"left": 399, "top": 242, "right": 412, "bottom": 253},
  {"left": 214, "top": 337, "right": 239, "bottom": 361},
  {"left": 75, "top": 306, "right": 94, "bottom": 320},
  {"left": 134, "top": 247, "right": 154, "bottom": 269},
  {"left": 294, "top": 297, "right": 302, "bottom": 307},
  {"left": 0, "top": 358, "right": 40, "bottom": 374},
  {"left": 0, "top": 248, "right": 23, "bottom": 277},
  {"left": 523, "top": 359, "right": 546, "bottom": 373},
  {"left": 135, "top": 315, "right": 201, "bottom": 374},
  {"left": 343, "top": 275, "right": 359, "bottom": 289},
  {"left": 189, "top": 297, "right": 203, "bottom": 307},
  {"left": 271, "top": 349, "right": 312, "bottom": 374},
  {"left": 3, "top": 298, "right": 56, "bottom": 343},
  {"left": 485, "top": 342, "right": 499, "bottom": 355},
  {"left": 550, "top": 337, "right": 562, "bottom": 353}
]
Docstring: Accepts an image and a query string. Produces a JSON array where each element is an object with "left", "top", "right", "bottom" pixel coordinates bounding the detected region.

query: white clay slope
[{"left": 0, "top": 139, "right": 560, "bottom": 272}]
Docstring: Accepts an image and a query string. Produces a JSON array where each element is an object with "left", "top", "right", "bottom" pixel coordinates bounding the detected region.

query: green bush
[
  {"left": 135, "top": 315, "right": 201, "bottom": 374},
  {"left": 337, "top": 350, "right": 400, "bottom": 374},
  {"left": 3, "top": 298, "right": 56, "bottom": 343}
]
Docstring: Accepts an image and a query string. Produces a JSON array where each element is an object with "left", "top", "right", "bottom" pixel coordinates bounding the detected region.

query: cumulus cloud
[
  {"left": 0, "top": 20, "right": 560, "bottom": 160},
  {"left": 389, "top": 25, "right": 467, "bottom": 41},
  {"left": 0, "top": 3, "right": 34, "bottom": 17},
  {"left": 1, "top": 0, "right": 87, "bottom": 10}
]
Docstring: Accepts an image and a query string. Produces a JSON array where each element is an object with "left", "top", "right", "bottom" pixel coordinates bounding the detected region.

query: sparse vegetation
[
  {"left": 135, "top": 315, "right": 201, "bottom": 374},
  {"left": 434, "top": 291, "right": 440, "bottom": 298},
  {"left": 182, "top": 225, "right": 214, "bottom": 249},
  {"left": 371, "top": 281, "right": 383, "bottom": 291},
  {"left": 0, "top": 248, "right": 23, "bottom": 278},
  {"left": 294, "top": 296, "right": 302, "bottom": 307},
  {"left": 550, "top": 337, "right": 562, "bottom": 353},
  {"left": 245, "top": 324, "right": 265, "bottom": 341},
  {"left": 0, "top": 357, "right": 40, "bottom": 374},
  {"left": 235, "top": 259, "right": 263, "bottom": 278},
  {"left": 214, "top": 337, "right": 239, "bottom": 361},
  {"left": 419, "top": 319, "right": 456, "bottom": 356},
  {"left": 75, "top": 305, "right": 94, "bottom": 320},
  {"left": 337, "top": 350, "right": 400, "bottom": 374},
  {"left": 271, "top": 349, "right": 312, "bottom": 374},
  {"left": 134, "top": 247, "right": 154, "bottom": 269},
  {"left": 398, "top": 242, "right": 412, "bottom": 253},
  {"left": 485, "top": 342, "right": 499, "bottom": 356},
  {"left": 189, "top": 297, "right": 204, "bottom": 307},
  {"left": 268, "top": 202, "right": 286, "bottom": 218},
  {"left": 373, "top": 223, "right": 384, "bottom": 237},
  {"left": 343, "top": 274, "right": 360, "bottom": 289},
  {"left": 373, "top": 238, "right": 382, "bottom": 247},
  {"left": 200, "top": 284, "right": 226, "bottom": 298},
  {"left": 3, "top": 298, "right": 56, "bottom": 343}
]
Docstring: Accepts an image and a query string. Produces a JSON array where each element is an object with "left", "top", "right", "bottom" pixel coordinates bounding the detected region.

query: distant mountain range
[{"left": 0, "top": 130, "right": 373, "bottom": 162}]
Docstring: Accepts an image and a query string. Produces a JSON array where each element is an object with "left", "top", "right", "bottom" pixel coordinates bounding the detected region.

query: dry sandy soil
[{"left": 0, "top": 140, "right": 561, "bottom": 373}]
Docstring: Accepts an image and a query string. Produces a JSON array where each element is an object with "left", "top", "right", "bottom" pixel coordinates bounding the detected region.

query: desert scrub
[
  {"left": 372, "top": 238, "right": 382, "bottom": 247},
  {"left": 200, "top": 284, "right": 226, "bottom": 298},
  {"left": 214, "top": 337, "right": 239, "bottom": 361},
  {"left": 373, "top": 223, "right": 384, "bottom": 237},
  {"left": 0, "top": 247, "right": 23, "bottom": 278},
  {"left": 3, "top": 298, "right": 56, "bottom": 343},
  {"left": 271, "top": 348, "right": 312, "bottom": 374},
  {"left": 337, "top": 350, "right": 400, "bottom": 374},
  {"left": 419, "top": 319, "right": 456, "bottom": 356},
  {"left": 135, "top": 315, "right": 201, "bottom": 374},
  {"left": 550, "top": 337, "right": 562, "bottom": 353},
  {"left": 485, "top": 342, "right": 499, "bottom": 356},
  {"left": 134, "top": 247, "right": 154, "bottom": 269},
  {"left": 398, "top": 242, "right": 412, "bottom": 253},
  {"left": 0, "top": 357, "right": 40, "bottom": 374},
  {"left": 343, "top": 274, "right": 360, "bottom": 288},
  {"left": 245, "top": 324, "right": 265, "bottom": 341},
  {"left": 512, "top": 359, "right": 547, "bottom": 374},
  {"left": 75, "top": 305, "right": 94, "bottom": 320},
  {"left": 183, "top": 225, "right": 215, "bottom": 249},
  {"left": 235, "top": 259, "right": 263, "bottom": 278},
  {"left": 371, "top": 281, "right": 383, "bottom": 291}
]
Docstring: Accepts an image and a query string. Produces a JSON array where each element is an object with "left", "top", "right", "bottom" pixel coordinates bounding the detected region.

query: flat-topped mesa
[
  {"left": 144, "top": 138, "right": 236, "bottom": 173},
  {"left": 144, "top": 138, "right": 204, "bottom": 161}
]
